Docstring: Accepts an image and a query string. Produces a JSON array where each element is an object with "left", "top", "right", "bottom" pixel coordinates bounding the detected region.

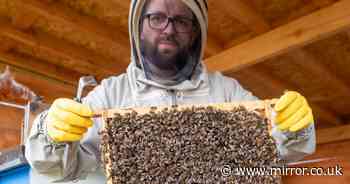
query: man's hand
[
  {"left": 46, "top": 98, "right": 93, "bottom": 142},
  {"left": 274, "top": 91, "right": 314, "bottom": 132}
]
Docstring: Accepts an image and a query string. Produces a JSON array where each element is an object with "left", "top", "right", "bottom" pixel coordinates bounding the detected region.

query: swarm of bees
[{"left": 100, "top": 106, "right": 281, "bottom": 184}]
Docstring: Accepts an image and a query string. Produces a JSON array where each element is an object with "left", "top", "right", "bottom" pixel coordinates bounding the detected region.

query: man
[{"left": 25, "top": 0, "right": 315, "bottom": 183}]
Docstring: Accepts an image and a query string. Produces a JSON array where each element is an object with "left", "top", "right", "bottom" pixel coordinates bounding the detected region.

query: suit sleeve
[{"left": 25, "top": 79, "right": 110, "bottom": 182}]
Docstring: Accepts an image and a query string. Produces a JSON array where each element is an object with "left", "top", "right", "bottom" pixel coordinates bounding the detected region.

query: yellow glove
[
  {"left": 46, "top": 98, "right": 93, "bottom": 142},
  {"left": 274, "top": 91, "right": 314, "bottom": 132}
]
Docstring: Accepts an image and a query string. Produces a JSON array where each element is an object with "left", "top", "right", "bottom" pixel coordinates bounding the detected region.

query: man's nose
[{"left": 162, "top": 21, "right": 176, "bottom": 34}]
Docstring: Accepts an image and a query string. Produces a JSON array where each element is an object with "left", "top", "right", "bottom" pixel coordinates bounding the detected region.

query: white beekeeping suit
[{"left": 25, "top": 0, "right": 315, "bottom": 183}]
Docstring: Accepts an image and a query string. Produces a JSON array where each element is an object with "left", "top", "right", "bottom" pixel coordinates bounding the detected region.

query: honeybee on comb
[{"left": 100, "top": 102, "right": 281, "bottom": 184}]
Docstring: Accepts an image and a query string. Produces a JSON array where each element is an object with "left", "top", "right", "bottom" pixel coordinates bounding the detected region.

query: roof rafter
[
  {"left": 220, "top": 0, "right": 343, "bottom": 126},
  {"left": 205, "top": 0, "right": 350, "bottom": 73},
  {"left": 0, "top": 49, "right": 80, "bottom": 85},
  {"left": 287, "top": 49, "right": 350, "bottom": 99},
  {"left": 215, "top": 0, "right": 270, "bottom": 49},
  {"left": 0, "top": 18, "right": 122, "bottom": 77},
  {"left": 205, "top": 37, "right": 223, "bottom": 57},
  {"left": 216, "top": 0, "right": 270, "bottom": 34},
  {"left": 0, "top": 37, "right": 14, "bottom": 52},
  {"left": 241, "top": 67, "right": 342, "bottom": 126},
  {"left": 11, "top": 6, "right": 39, "bottom": 30},
  {"left": 0, "top": 62, "right": 75, "bottom": 103},
  {"left": 317, "top": 124, "right": 350, "bottom": 144},
  {"left": 17, "top": 0, "right": 130, "bottom": 64}
]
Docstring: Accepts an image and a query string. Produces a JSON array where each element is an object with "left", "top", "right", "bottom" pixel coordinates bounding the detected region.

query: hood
[{"left": 128, "top": 0, "right": 208, "bottom": 85}]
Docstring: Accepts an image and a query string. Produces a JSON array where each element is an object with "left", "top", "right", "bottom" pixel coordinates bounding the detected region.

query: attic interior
[{"left": 0, "top": 0, "right": 349, "bottom": 183}]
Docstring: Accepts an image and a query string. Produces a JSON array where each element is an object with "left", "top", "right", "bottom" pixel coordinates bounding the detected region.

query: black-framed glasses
[{"left": 143, "top": 13, "right": 195, "bottom": 33}]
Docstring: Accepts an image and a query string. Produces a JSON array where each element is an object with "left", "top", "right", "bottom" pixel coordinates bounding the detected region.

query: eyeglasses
[{"left": 143, "top": 13, "right": 195, "bottom": 33}]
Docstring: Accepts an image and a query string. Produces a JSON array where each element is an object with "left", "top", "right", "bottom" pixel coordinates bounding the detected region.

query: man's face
[{"left": 140, "top": 0, "right": 197, "bottom": 67}]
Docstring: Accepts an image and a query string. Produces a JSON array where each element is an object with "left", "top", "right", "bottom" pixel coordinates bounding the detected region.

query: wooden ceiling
[{"left": 1, "top": 0, "right": 350, "bottom": 149}]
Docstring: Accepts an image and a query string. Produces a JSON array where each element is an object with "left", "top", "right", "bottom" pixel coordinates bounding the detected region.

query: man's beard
[{"left": 140, "top": 36, "right": 190, "bottom": 72}]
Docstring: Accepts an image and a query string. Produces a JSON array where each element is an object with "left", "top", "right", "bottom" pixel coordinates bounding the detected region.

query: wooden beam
[
  {"left": 217, "top": 1, "right": 269, "bottom": 49},
  {"left": 0, "top": 107, "right": 23, "bottom": 131},
  {"left": 216, "top": 1, "right": 343, "bottom": 126},
  {"left": 205, "top": 0, "right": 350, "bottom": 73},
  {"left": 307, "top": 105, "right": 342, "bottom": 126},
  {"left": 207, "top": 0, "right": 270, "bottom": 55},
  {"left": 0, "top": 36, "right": 15, "bottom": 52},
  {"left": 59, "top": 0, "right": 130, "bottom": 37},
  {"left": 222, "top": 1, "right": 343, "bottom": 126},
  {"left": 0, "top": 62, "right": 75, "bottom": 103},
  {"left": 205, "top": 36, "right": 223, "bottom": 57},
  {"left": 11, "top": 7, "right": 39, "bottom": 30},
  {"left": 288, "top": 49, "right": 350, "bottom": 97},
  {"left": 238, "top": 67, "right": 342, "bottom": 126},
  {"left": 112, "top": 1, "right": 130, "bottom": 10},
  {"left": 224, "top": 33, "right": 255, "bottom": 49},
  {"left": 272, "top": 0, "right": 337, "bottom": 28},
  {"left": 0, "top": 61, "right": 75, "bottom": 92},
  {"left": 34, "top": 31, "right": 126, "bottom": 76},
  {"left": 317, "top": 125, "right": 350, "bottom": 144},
  {"left": 0, "top": 50, "right": 80, "bottom": 85},
  {"left": 346, "top": 29, "right": 350, "bottom": 40},
  {"left": 217, "top": 0, "right": 270, "bottom": 34},
  {"left": 206, "top": 0, "right": 270, "bottom": 57},
  {"left": 0, "top": 19, "right": 121, "bottom": 77},
  {"left": 310, "top": 0, "right": 338, "bottom": 10},
  {"left": 0, "top": 128, "right": 20, "bottom": 150},
  {"left": 18, "top": 0, "right": 130, "bottom": 63}
]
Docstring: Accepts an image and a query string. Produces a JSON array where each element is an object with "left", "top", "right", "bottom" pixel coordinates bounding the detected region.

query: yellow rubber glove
[
  {"left": 46, "top": 98, "right": 93, "bottom": 142},
  {"left": 274, "top": 91, "right": 314, "bottom": 132}
]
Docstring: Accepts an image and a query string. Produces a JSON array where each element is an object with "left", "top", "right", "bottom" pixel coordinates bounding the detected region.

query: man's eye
[
  {"left": 176, "top": 19, "right": 190, "bottom": 26},
  {"left": 151, "top": 15, "right": 165, "bottom": 22}
]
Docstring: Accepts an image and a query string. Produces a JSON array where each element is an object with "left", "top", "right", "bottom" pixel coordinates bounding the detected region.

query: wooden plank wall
[{"left": 0, "top": 106, "right": 22, "bottom": 149}]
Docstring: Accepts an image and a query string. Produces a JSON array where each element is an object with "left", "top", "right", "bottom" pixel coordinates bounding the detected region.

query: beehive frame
[{"left": 100, "top": 99, "right": 280, "bottom": 183}]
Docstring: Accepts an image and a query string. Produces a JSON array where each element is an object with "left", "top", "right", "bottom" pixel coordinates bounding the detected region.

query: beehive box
[{"left": 99, "top": 100, "right": 282, "bottom": 184}]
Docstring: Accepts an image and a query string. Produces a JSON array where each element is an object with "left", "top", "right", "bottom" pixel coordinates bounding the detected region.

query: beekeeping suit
[{"left": 25, "top": 0, "right": 316, "bottom": 183}]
